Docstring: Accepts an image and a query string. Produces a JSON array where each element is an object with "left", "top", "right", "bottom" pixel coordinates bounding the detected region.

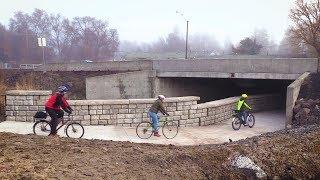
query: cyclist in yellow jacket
[{"left": 236, "top": 94, "right": 252, "bottom": 125}]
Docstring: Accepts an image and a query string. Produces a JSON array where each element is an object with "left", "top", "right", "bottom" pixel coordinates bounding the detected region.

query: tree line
[
  {"left": 0, "top": 0, "right": 319, "bottom": 63},
  {"left": 0, "top": 9, "right": 119, "bottom": 64},
  {"left": 120, "top": 26, "right": 318, "bottom": 59},
  {"left": 120, "top": 0, "right": 319, "bottom": 59}
]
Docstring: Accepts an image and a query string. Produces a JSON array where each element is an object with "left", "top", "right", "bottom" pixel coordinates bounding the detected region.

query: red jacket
[{"left": 45, "top": 93, "right": 71, "bottom": 111}]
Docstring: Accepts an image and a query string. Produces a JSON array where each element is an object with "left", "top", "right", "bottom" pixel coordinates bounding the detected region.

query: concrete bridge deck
[
  {"left": 35, "top": 58, "right": 318, "bottom": 80},
  {"left": 153, "top": 58, "right": 318, "bottom": 80},
  {"left": 0, "top": 111, "right": 284, "bottom": 146}
]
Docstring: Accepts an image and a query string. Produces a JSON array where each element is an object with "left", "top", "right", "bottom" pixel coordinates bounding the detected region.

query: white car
[{"left": 83, "top": 59, "right": 93, "bottom": 63}]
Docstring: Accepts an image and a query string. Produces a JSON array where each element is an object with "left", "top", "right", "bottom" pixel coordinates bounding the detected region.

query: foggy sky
[{"left": 0, "top": 0, "right": 295, "bottom": 44}]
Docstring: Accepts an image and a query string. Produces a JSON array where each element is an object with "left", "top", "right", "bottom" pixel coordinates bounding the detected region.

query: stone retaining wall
[
  {"left": 190, "top": 94, "right": 280, "bottom": 126},
  {"left": 68, "top": 97, "right": 198, "bottom": 126},
  {"left": 5, "top": 90, "right": 280, "bottom": 127},
  {"left": 5, "top": 90, "right": 51, "bottom": 122}
]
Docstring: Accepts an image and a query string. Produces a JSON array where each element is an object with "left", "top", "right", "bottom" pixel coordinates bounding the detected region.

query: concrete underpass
[
  {"left": 156, "top": 77, "right": 290, "bottom": 130},
  {"left": 3, "top": 58, "right": 308, "bottom": 144},
  {"left": 157, "top": 77, "right": 292, "bottom": 104}
]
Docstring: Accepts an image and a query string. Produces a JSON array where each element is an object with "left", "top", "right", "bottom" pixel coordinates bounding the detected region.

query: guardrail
[{"left": 0, "top": 64, "right": 42, "bottom": 70}]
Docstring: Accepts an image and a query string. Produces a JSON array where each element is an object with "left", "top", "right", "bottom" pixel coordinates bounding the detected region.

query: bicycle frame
[
  {"left": 145, "top": 117, "right": 170, "bottom": 128},
  {"left": 55, "top": 115, "right": 73, "bottom": 132},
  {"left": 37, "top": 115, "right": 73, "bottom": 132},
  {"left": 233, "top": 110, "right": 250, "bottom": 125}
]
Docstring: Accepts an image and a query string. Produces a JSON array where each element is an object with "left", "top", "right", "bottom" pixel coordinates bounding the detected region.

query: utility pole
[
  {"left": 185, "top": 20, "right": 189, "bottom": 59},
  {"left": 176, "top": 11, "right": 189, "bottom": 60},
  {"left": 38, "top": 37, "right": 46, "bottom": 72},
  {"left": 25, "top": 29, "right": 29, "bottom": 59}
]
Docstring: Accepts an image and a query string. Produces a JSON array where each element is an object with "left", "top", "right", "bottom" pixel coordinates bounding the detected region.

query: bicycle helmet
[
  {"left": 158, "top": 95, "right": 165, "bottom": 100},
  {"left": 58, "top": 85, "right": 69, "bottom": 93},
  {"left": 241, "top": 94, "right": 248, "bottom": 98}
]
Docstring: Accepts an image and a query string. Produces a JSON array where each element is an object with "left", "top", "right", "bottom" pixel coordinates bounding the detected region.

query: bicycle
[
  {"left": 33, "top": 113, "right": 85, "bottom": 138},
  {"left": 136, "top": 116, "right": 179, "bottom": 139},
  {"left": 232, "top": 110, "right": 255, "bottom": 130}
]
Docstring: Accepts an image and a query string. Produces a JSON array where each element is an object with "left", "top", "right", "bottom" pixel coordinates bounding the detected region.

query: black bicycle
[
  {"left": 232, "top": 110, "right": 255, "bottom": 130},
  {"left": 33, "top": 112, "right": 84, "bottom": 138}
]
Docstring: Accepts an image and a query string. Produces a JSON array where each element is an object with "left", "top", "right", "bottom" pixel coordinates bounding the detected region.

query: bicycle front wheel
[
  {"left": 65, "top": 122, "right": 84, "bottom": 138},
  {"left": 33, "top": 120, "right": 51, "bottom": 136},
  {"left": 247, "top": 114, "right": 255, "bottom": 128},
  {"left": 162, "top": 121, "right": 179, "bottom": 139},
  {"left": 232, "top": 117, "right": 241, "bottom": 130},
  {"left": 136, "top": 122, "right": 153, "bottom": 139}
]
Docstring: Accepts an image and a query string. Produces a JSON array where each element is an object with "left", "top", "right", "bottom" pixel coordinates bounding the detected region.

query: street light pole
[
  {"left": 185, "top": 20, "right": 189, "bottom": 59},
  {"left": 176, "top": 11, "right": 189, "bottom": 60},
  {"left": 42, "top": 46, "right": 45, "bottom": 69},
  {"left": 38, "top": 37, "right": 46, "bottom": 72}
]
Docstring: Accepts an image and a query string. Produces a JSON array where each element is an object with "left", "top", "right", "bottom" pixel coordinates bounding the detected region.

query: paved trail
[{"left": 0, "top": 110, "right": 285, "bottom": 145}]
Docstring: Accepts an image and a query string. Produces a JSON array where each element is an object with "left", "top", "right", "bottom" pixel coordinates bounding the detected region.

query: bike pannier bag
[{"left": 34, "top": 111, "right": 48, "bottom": 119}]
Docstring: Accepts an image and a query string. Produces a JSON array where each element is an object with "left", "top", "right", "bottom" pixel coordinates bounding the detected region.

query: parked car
[{"left": 82, "top": 59, "right": 93, "bottom": 63}]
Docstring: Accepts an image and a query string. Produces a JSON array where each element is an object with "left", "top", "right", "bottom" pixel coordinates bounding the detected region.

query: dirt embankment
[
  {"left": 0, "top": 70, "right": 127, "bottom": 120},
  {"left": 0, "top": 125, "right": 319, "bottom": 179},
  {"left": 0, "top": 70, "right": 124, "bottom": 99}
]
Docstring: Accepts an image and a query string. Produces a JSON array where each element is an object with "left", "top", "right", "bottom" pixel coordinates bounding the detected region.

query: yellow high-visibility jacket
[{"left": 236, "top": 98, "right": 252, "bottom": 111}]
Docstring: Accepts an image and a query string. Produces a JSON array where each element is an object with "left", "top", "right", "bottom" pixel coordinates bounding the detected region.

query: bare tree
[
  {"left": 48, "top": 14, "right": 66, "bottom": 60},
  {"left": 189, "top": 33, "right": 221, "bottom": 56},
  {"left": 165, "top": 28, "right": 184, "bottom": 52},
  {"left": 30, "top": 9, "right": 50, "bottom": 37},
  {"left": 0, "top": 24, "right": 9, "bottom": 62},
  {"left": 289, "top": 0, "right": 320, "bottom": 56},
  {"left": 223, "top": 38, "right": 233, "bottom": 55},
  {"left": 8, "top": 11, "right": 33, "bottom": 62},
  {"left": 69, "top": 16, "right": 119, "bottom": 60}
]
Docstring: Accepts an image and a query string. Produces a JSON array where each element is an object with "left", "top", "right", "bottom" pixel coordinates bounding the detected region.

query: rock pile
[{"left": 293, "top": 98, "right": 320, "bottom": 126}]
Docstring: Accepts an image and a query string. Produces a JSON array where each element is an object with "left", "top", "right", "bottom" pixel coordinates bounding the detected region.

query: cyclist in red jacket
[{"left": 45, "top": 85, "right": 73, "bottom": 136}]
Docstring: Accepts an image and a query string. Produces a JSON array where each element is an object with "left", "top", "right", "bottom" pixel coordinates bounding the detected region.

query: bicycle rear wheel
[
  {"left": 232, "top": 117, "right": 241, "bottom": 130},
  {"left": 65, "top": 122, "right": 84, "bottom": 138},
  {"left": 33, "top": 120, "right": 51, "bottom": 136},
  {"left": 162, "top": 121, "right": 179, "bottom": 139},
  {"left": 247, "top": 114, "right": 255, "bottom": 128},
  {"left": 136, "top": 122, "right": 153, "bottom": 139}
]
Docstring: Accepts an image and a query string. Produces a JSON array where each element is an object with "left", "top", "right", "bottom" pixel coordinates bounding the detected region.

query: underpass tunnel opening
[{"left": 157, "top": 77, "right": 292, "bottom": 109}]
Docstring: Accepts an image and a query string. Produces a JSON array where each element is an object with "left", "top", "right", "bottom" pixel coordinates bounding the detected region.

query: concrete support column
[
  {"left": 152, "top": 77, "right": 161, "bottom": 98},
  {"left": 285, "top": 72, "right": 310, "bottom": 129}
]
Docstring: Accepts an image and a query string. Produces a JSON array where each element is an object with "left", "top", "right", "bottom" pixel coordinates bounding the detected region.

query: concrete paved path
[{"left": 0, "top": 111, "right": 285, "bottom": 146}]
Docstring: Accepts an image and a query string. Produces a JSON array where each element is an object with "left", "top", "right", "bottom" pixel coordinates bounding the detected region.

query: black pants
[
  {"left": 45, "top": 108, "right": 64, "bottom": 135},
  {"left": 239, "top": 110, "right": 248, "bottom": 124}
]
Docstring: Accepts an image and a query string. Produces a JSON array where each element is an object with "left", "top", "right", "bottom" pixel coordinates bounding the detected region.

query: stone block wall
[
  {"left": 5, "top": 90, "right": 280, "bottom": 127},
  {"left": 67, "top": 97, "right": 198, "bottom": 127},
  {"left": 5, "top": 90, "right": 52, "bottom": 122},
  {"left": 189, "top": 94, "right": 281, "bottom": 126}
]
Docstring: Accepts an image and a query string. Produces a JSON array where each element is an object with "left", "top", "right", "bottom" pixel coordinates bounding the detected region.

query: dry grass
[
  {"left": 14, "top": 72, "right": 38, "bottom": 90},
  {"left": 0, "top": 71, "right": 6, "bottom": 94},
  {"left": 0, "top": 71, "right": 7, "bottom": 121},
  {"left": 0, "top": 71, "right": 38, "bottom": 120}
]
